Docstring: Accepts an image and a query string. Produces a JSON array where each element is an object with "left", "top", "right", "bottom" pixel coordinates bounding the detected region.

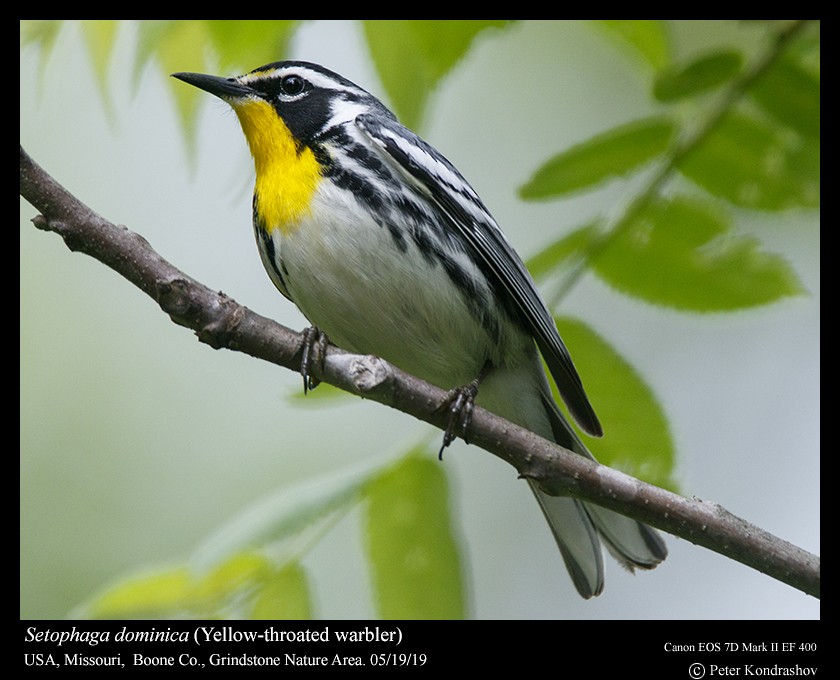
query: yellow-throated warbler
[{"left": 173, "top": 61, "right": 666, "bottom": 598}]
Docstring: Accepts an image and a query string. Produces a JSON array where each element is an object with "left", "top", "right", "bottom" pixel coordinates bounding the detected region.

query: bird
[{"left": 172, "top": 60, "right": 667, "bottom": 598}]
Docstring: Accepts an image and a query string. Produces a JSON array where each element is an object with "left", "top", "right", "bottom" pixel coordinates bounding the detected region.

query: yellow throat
[{"left": 232, "top": 99, "right": 321, "bottom": 233}]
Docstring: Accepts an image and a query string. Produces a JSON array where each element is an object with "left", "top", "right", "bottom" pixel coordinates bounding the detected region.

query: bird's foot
[
  {"left": 435, "top": 363, "right": 491, "bottom": 460},
  {"left": 300, "top": 326, "right": 329, "bottom": 394}
]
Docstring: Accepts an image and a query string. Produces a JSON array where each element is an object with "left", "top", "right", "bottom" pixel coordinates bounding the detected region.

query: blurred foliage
[
  {"left": 535, "top": 196, "right": 805, "bottom": 311},
  {"left": 362, "top": 20, "right": 513, "bottom": 128},
  {"left": 76, "top": 451, "right": 464, "bottom": 619},
  {"left": 552, "top": 317, "right": 676, "bottom": 490},
  {"left": 523, "top": 21, "right": 818, "bottom": 300},
  {"left": 522, "top": 19, "right": 817, "bottom": 467},
  {"left": 520, "top": 116, "right": 677, "bottom": 199},
  {"left": 653, "top": 50, "right": 744, "bottom": 102},
  {"left": 21, "top": 20, "right": 819, "bottom": 619},
  {"left": 365, "top": 455, "right": 465, "bottom": 619},
  {"left": 599, "top": 20, "right": 671, "bottom": 69}
]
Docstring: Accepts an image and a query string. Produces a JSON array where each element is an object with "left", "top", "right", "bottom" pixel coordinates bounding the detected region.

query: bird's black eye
[{"left": 279, "top": 74, "right": 306, "bottom": 97}]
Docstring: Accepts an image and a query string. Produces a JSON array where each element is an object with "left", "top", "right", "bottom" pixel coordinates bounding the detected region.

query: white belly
[{"left": 268, "top": 186, "right": 517, "bottom": 390}]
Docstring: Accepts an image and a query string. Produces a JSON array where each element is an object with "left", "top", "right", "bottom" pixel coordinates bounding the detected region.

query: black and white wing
[{"left": 356, "top": 113, "right": 602, "bottom": 437}]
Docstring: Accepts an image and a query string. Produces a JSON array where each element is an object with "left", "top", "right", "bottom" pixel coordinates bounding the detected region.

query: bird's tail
[
  {"left": 528, "top": 480, "right": 667, "bottom": 598},
  {"left": 477, "top": 361, "right": 666, "bottom": 598},
  {"left": 533, "top": 390, "right": 667, "bottom": 598}
]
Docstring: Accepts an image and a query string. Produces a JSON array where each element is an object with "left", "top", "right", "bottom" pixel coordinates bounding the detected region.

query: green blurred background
[{"left": 20, "top": 20, "right": 819, "bottom": 618}]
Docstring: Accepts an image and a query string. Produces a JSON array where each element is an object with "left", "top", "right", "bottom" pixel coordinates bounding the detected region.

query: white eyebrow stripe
[{"left": 239, "top": 66, "right": 365, "bottom": 97}]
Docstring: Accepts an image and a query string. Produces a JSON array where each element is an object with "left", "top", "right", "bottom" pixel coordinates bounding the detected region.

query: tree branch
[{"left": 20, "top": 145, "right": 819, "bottom": 599}]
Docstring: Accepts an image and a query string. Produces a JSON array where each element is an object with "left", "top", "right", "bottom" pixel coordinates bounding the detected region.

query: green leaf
[
  {"left": 205, "top": 20, "right": 299, "bottom": 74},
  {"left": 519, "top": 117, "right": 676, "bottom": 199},
  {"left": 597, "top": 20, "right": 671, "bottom": 70},
  {"left": 251, "top": 562, "right": 312, "bottom": 619},
  {"left": 653, "top": 50, "right": 743, "bottom": 101},
  {"left": 363, "top": 20, "right": 513, "bottom": 129},
  {"left": 79, "top": 21, "right": 120, "bottom": 117},
  {"left": 526, "top": 221, "right": 602, "bottom": 281},
  {"left": 79, "top": 553, "right": 309, "bottom": 619},
  {"left": 552, "top": 318, "right": 676, "bottom": 490},
  {"left": 750, "top": 52, "right": 820, "bottom": 139},
  {"left": 593, "top": 195, "right": 805, "bottom": 310},
  {"left": 20, "top": 19, "right": 63, "bottom": 50},
  {"left": 81, "top": 565, "right": 194, "bottom": 618},
  {"left": 193, "top": 552, "right": 273, "bottom": 605},
  {"left": 191, "top": 456, "right": 389, "bottom": 572},
  {"left": 134, "top": 21, "right": 213, "bottom": 153},
  {"left": 20, "top": 20, "right": 64, "bottom": 88},
  {"left": 134, "top": 21, "right": 186, "bottom": 84},
  {"left": 81, "top": 21, "right": 119, "bottom": 83},
  {"left": 365, "top": 452, "right": 465, "bottom": 619},
  {"left": 679, "top": 111, "right": 820, "bottom": 210}
]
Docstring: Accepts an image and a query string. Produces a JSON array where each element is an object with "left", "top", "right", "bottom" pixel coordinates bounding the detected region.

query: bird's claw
[
  {"left": 437, "top": 380, "right": 480, "bottom": 460},
  {"left": 300, "top": 326, "right": 329, "bottom": 394}
]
